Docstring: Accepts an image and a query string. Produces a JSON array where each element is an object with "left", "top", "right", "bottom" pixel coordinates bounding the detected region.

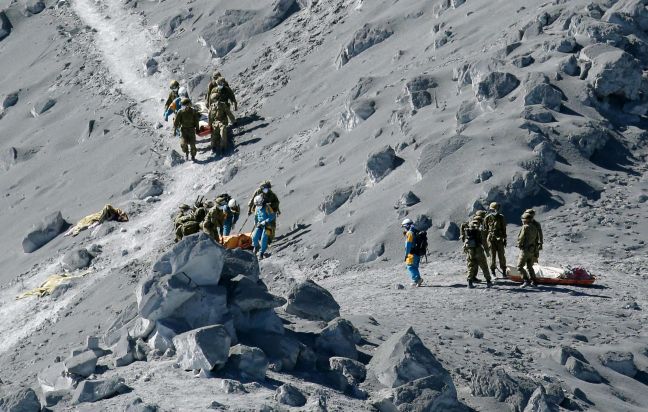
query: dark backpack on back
[{"left": 411, "top": 230, "right": 428, "bottom": 256}]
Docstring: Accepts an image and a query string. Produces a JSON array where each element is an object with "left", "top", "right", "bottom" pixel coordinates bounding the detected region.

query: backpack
[
  {"left": 215, "top": 193, "right": 231, "bottom": 206},
  {"left": 411, "top": 230, "right": 428, "bottom": 256}
]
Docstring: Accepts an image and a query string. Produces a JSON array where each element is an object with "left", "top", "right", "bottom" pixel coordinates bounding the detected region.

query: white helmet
[
  {"left": 401, "top": 218, "right": 414, "bottom": 227},
  {"left": 254, "top": 195, "right": 265, "bottom": 206},
  {"left": 178, "top": 87, "right": 188, "bottom": 98},
  {"left": 228, "top": 199, "right": 238, "bottom": 209}
]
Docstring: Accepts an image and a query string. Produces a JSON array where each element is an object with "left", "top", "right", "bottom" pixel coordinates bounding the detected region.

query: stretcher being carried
[
  {"left": 221, "top": 232, "right": 253, "bottom": 250},
  {"left": 506, "top": 265, "right": 596, "bottom": 286},
  {"left": 195, "top": 102, "right": 212, "bottom": 137}
]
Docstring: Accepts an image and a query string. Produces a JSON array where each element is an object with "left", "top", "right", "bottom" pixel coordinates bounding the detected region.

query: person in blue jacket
[
  {"left": 222, "top": 198, "right": 241, "bottom": 236},
  {"left": 402, "top": 218, "right": 423, "bottom": 287},
  {"left": 252, "top": 194, "right": 275, "bottom": 260},
  {"left": 164, "top": 86, "right": 189, "bottom": 122}
]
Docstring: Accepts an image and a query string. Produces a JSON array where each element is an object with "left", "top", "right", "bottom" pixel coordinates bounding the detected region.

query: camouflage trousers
[
  {"left": 517, "top": 249, "right": 536, "bottom": 282},
  {"left": 466, "top": 247, "right": 491, "bottom": 281},
  {"left": 180, "top": 128, "right": 197, "bottom": 158},
  {"left": 488, "top": 239, "right": 507, "bottom": 274},
  {"left": 211, "top": 121, "right": 229, "bottom": 153}
]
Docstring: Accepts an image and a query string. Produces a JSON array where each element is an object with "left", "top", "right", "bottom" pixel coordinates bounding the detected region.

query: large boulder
[
  {"left": 285, "top": 279, "right": 340, "bottom": 322},
  {"left": 137, "top": 234, "right": 225, "bottom": 320},
  {"left": 72, "top": 377, "right": 130, "bottom": 404},
  {"left": 565, "top": 357, "right": 602, "bottom": 383},
  {"left": 523, "top": 81, "right": 563, "bottom": 111},
  {"left": 232, "top": 307, "right": 284, "bottom": 335},
  {"left": 24, "top": 0, "right": 46, "bottom": 14},
  {"left": 227, "top": 344, "right": 268, "bottom": 380},
  {"left": 315, "top": 318, "right": 361, "bottom": 360},
  {"left": 240, "top": 333, "right": 302, "bottom": 372},
  {"left": 147, "top": 319, "right": 188, "bottom": 353},
  {"left": 470, "top": 366, "right": 537, "bottom": 412},
  {"left": 405, "top": 75, "right": 438, "bottom": 110},
  {"left": 37, "top": 363, "right": 77, "bottom": 406},
  {"left": 221, "top": 249, "right": 260, "bottom": 282},
  {"left": 603, "top": 0, "right": 648, "bottom": 31},
  {"left": 62, "top": 248, "right": 93, "bottom": 271},
  {"left": 319, "top": 186, "right": 354, "bottom": 215},
  {"left": 173, "top": 325, "right": 232, "bottom": 371},
  {"left": 551, "top": 345, "right": 588, "bottom": 365},
  {"left": 337, "top": 23, "right": 393, "bottom": 67},
  {"left": 31, "top": 98, "right": 56, "bottom": 116},
  {"left": 580, "top": 44, "right": 642, "bottom": 100},
  {"left": 113, "top": 330, "right": 136, "bottom": 367},
  {"left": 339, "top": 99, "right": 376, "bottom": 130},
  {"left": 395, "top": 191, "right": 421, "bottom": 209},
  {"left": 330, "top": 357, "right": 367, "bottom": 385},
  {"left": 0, "top": 388, "right": 40, "bottom": 412},
  {"left": 474, "top": 72, "right": 520, "bottom": 100},
  {"left": 567, "top": 123, "right": 609, "bottom": 158},
  {"left": 170, "top": 285, "right": 229, "bottom": 330},
  {"left": 357, "top": 241, "right": 385, "bottom": 264},
  {"left": 366, "top": 145, "right": 399, "bottom": 183},
  {"left": 392, "top": 375, "right": 463, "bottom": 412},
  {"left": 228, "top": 275, "right": 286, "bottom": 312},
  {"left": 2, "top": 91, "right": 18, "bottom": 109},
  {"left": 0, "top": 12, "right": 12, "bottom": 42},
  {"left": 523, "top": 386, "right": 560, "bottom": 412},
  {"left": 275, "top": 384, "right": 307, "bottom": 407},
  {"left": 129, "top": 174, "right": 164, "bottom": 199},
  {"left": 599, "top": 351, "right": 637, "bottom": 377},
  {"left": 22, "top": 211, "right": 68, "bottom": 253},
  {"left": 456, "top": 100, "right": 481, "bottom": 124},
  {"left": 368, "top": 327, "right": 453, "bottom": 388},
  {"left": 64, "top": 351, "right": 98, "bottom": 378}
]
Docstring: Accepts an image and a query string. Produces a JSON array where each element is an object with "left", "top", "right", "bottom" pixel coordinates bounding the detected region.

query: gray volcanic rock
[
  {"left": 475, "top": 72, "right": 520, "bottom": 100},
  {"left": 440, "top": 221, "right": 460, "bottom": 241},
  {"left": 329, "top": 357, "right": 366, "bottom": 385},
  {"left": 275, "top": 383, "right": 307, "bottom": 407},
  {"left": 227, "top": 344, "right": 268, "bottom": 380},
  {"left": 0, "top": 388, "right": 40, "bottom": 412},
  {"left": 524, "top": 83, "right": 563, "bottom": 110},
  {"left": 113, "top": 330, "right": 136, "bottom": 367},
  {"left": 72, "top": 376, "right": 130, "bottom": 404},
  {"left": 242, "top": 333, "right": 301, "bottom": 372},
  {"left": 25, "top": 0, "right": 46, "bottom": 15},
  {"left": 165, "top": 150, "right": 184, "bottom": 167},
  {"left": 523, "top": 106, "right": 556, "bottom": 123},
  {"left": 580, "top": 43, "right": 642, "bottom": 100},
  {"left": 471, "top": 366, "right": 537, "bottom": 412},
  {"left": 340, "top": 99, "right": 375, "bottom": 130},
  {"left": 173, "top": 325, "right": 232, "bottom": 371},
  {"left": 131, "top": 174, "right": 164, "bottom": 199},
  {"left": 228, "top": 274, "right": 286, "bottom": 312},
  {"left": 392, "top": 375, "right": 463, "bottom": 412},
  {"left": 559, "top": 55, "right": 580, "bottom": 76},
  {"left": 599, "top": 351, "right": 637, "bottom": 377},
  {"left": 357, "top": 241, "right": 385, "bottom": 263},
  {"left": 523, "top": 386, "right": 559, "bottom": 412},
  {"left": 31, "top": 98, "right": 56, "bottom": 116},
  {"left": 551, "top": 345, "right": 587, "bottom": 366},
  {"left": 0, "top": 12, "right": 13, "bottom": 42},
  {"left": 37, "top": 362, "right": 77, "bottom": 406},
  {"left": 1, "top": 147, "right": 18, "bottom": 171},
  {"left": 62, "top": 248, "right": 93, "bottom": 271},
  {"left": 147, "top": 319, "right": 187, "bottom": 353},
  {"left": 395, "top": 191, "right": 421, "bottom": 209},
  {"left": 221, "top": 249, "right": 260, "bottom": 282},
  {"left": 337, "top": 23, "right": 393, "bottom": 67},
  {"left": 232, "top": 307, "right": 283, "bottom": 335},
  {"left": 171, "top": 285, "right": 229, "bottom": 330},
  {"left": 315, "top": 318, "right": 361, "bottom": 360},
  {"left": 2, "top": 91, "right": 18, "bottom": 108},
  {"left": 565, "top": 357, "right": 602, "bottom": 383},
  {"left": 405, "top": 75, "right": 438, "bottom": 110},
  {"left": 368, "top": 327, "right": 453, "bottom": 388},
  {"left": 567, "top": 123, "right": 609, "bottom": 158},
  {"left": 285, "top": 279, "right": 340, "bottom": 322},
  {"left": 64, "top": 350, "right": 98, "bottom": 378},
  {"left": 366, "top": 145, "right": 398, "bottom": 183},
  {"left": 456, "top": 100, "right": 481, "bottom": 124},
  {"left": 320, "top": 186, "right": 354, "bottom": 215},
  {"left": 22, "top": 211, "right": 68, "bottom": 253},
  {"left": 603, "top": 0, "right": 648, "bottom": 31}
]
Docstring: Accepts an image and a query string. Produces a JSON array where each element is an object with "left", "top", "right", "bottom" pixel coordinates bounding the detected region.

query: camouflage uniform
[
  {"left": 207, "top": 79, "right": 236, "bottom": 124},
  {"left": 463, "top": 220, "right": 492, "bottom": 287},
  {"left": 524, "top": 209, "right": 543, "bottom": 263},
  {"left": 485, "top": 205, "right": 507, "bottom": 277},
  {"left": 174, "top": 207, "right": 207, "bottom": 242},
  {"left": 209, "top": 94, "right": 231, "bottom": 154},
  {"left": 173, "top": 103, "right": 200, "bottom": 160},
  {"left": 202, "top": 206, "right": 226, "bottom": 242},
  {"left": 165, "top": 90, "right": 178, "bottom": 111},
  {"left": 517, "top": 215, "right": 539, "bottom": 284}
]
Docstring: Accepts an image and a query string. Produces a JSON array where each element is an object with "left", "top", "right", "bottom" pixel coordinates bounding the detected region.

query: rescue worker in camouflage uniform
[
  {"left": 174, "top": 205, "right": 207, "bottom": 242},
  {"left": 463, "top": 218, "right": 492, "bottom": 289},
  {"left": 203, "top": 204, "right": 226, "bottom": 243},
  {"left": 485, "top": 202, "right": 507, "bottom": 278},
  {"left": 173, "top": 97, "right": 201, "bottom": 161},
  {"left": 207, "top": 75, "right": 236, "bottom": 124},
  {"left": 524, "top": 209, "right": 543, "bottom": 263},
  {"left": 164, "top": 80, "right": 180, "bottom": 116},
  {"left": 517, "top": 213, "right": 539, "bottom": 287},
  {"left": 208, "top": 90, "right": 232, "bottom": 155},
  {"left": 247, "top": 181, "right": 280, "bottom": 241}
]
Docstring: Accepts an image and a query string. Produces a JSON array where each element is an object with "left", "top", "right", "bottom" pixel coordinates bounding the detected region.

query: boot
[
  {"left": 184, "top": 152, "right": 189, "bottom": 160},
  {"left": 520, "top": 281, "right": 529, "bottom": 288},
  {"left": 486, "top": 280, "right": 493, "bottom": 288},
  {"left": 191, "top": 156, "right": 196, "bottom": 162},
  {"left": 467, "top": 280, "right": 475, "bottom": 289},
  {"left": 490, "top": 268, "right": 497, "bottom": 279}
]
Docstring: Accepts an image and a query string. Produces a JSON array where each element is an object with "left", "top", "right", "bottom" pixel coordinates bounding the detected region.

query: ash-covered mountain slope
[{"left": 0, "top": 0, "right": 647, "bottom": 411}]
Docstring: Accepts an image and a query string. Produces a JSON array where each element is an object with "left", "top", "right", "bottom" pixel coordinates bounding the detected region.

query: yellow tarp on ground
[
  {"left": 222, "top": 232, "right": 253, "bottom": 250},
  {"left": 64, "top": 204, "right": 129, "bottom": 237},
  {"left": 16, "top": 270, "right": 90, "bottom": 299}
]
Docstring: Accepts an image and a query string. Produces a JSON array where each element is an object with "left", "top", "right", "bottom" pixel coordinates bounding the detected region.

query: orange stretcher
[
  {"left": 221, "top": 232, "right": 253, "bottom": 250},
  {"left": 506, "top": 265, "right": 596, "bottom": 286}
]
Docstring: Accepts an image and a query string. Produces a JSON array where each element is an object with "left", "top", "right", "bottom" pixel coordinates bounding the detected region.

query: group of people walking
[
  {"left": 173, "top": 181, "right": 281, "bottom": 260},
  {"left": 163, "top": 71, "right": 238, "bottom": 161},
  {"left": 401, "top": 202, "right": 543, "bottom": 288}
]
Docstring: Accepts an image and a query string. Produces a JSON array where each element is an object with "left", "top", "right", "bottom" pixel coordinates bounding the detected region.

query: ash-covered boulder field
[{"left": 0, "top": 0, "right": 647, "bottom": 411}]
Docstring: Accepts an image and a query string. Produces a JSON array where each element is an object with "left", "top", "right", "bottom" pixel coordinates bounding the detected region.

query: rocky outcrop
[
  {"left": 337, "top": 23, "right": 393, "bottom": 67},
  {"left": 285, "top": 279, "right": 340, "bottom": 322},
  {"left": 22, "top": 211, "right": 68, "bottom": 253}
]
